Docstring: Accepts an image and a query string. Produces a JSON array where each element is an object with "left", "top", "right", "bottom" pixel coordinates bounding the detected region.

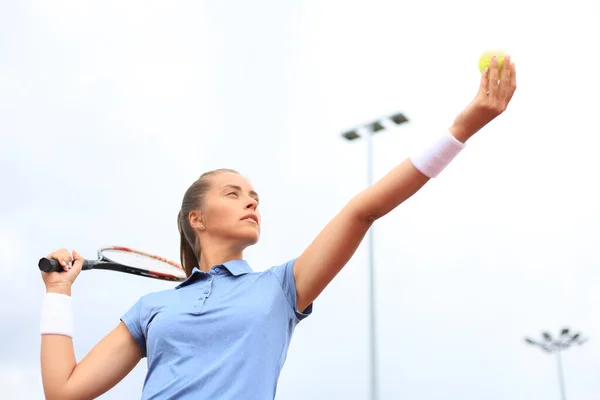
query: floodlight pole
[
  {"left": 524, "top": 328, "right": 588, "bottom": 400},
  {"left": 341, "top": 112, "right": 409, "bottom": 400},
  {"left": 556, "top": 348, "right": 566, "bottom": 400}
]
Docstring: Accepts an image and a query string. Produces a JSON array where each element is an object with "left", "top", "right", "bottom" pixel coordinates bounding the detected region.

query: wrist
[
  {"left": 45, "top": 283, "right": 72, "bottom": 296},
  {"left": 408, "top": 130, "right": 466, "bottom": 179},
  {"left": 449, "top": 121, "right": 475, "bottom": 143},
  {"left": 40, "top": 292, "right": 74, "bottom": 337}
]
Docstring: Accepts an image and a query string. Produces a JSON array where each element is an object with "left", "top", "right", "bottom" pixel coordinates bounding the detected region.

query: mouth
[{"left": 241, "top": 214, "right": 259, "bottom": 225}]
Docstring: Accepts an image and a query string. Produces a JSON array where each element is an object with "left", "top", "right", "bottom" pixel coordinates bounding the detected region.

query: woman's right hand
[{"left": 41, "top": 248, "right": 84, "bottom": 295}]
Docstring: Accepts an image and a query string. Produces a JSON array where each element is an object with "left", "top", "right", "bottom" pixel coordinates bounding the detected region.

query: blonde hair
[{"left": 177, "top": 169, "right": 239, "bottom": 276}]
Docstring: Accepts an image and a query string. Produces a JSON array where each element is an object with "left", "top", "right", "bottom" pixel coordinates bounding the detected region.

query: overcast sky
[{"left": 1, "top": 1, "right": 600, "bottom": 399}]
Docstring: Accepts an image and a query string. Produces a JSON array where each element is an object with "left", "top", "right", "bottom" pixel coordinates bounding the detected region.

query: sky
[{"left": 1, "top": 0, "right": 600, "bottom": 399}]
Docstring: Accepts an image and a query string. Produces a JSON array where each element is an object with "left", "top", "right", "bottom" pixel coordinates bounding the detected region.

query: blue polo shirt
[{"left": 121, "top": 258, "right": 312, "bottom": 400}]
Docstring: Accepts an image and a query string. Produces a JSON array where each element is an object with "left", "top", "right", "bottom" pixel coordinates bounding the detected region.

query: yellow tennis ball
[{"left": 478, "top": 50, "right": 506, "bottom": 74}]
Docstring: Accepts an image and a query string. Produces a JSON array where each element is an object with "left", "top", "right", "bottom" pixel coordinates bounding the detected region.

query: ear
[{"left": 189, "top": 210, "right": 206, "bottom": 231}]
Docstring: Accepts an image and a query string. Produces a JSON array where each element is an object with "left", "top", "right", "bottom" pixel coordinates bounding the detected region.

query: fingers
[
  {"left": 479, "top": 67, "right": 490, "bottom": 98},
  {"left": 506, "top": 61, "right": 517, "bottom": 103},
  {"left": 498, "top": 55, "right": 512, "bottom": 100},
  {"left": 72, "top": 249, "right": 83, "bottom": 262},
  {"left": 500, "top": 55, "right": 511, "bottom": 83},
  {"left": 48, "top": 248, "right": 74, "bottom": 272},
  {"left": 487, "top": 56, "right": 500, "bottom": 98},
  {"left": 71, "top": 250, "right": 85, "bottom": 272},
  {"left": 511, "top": 60, "right": 517, "bottom": 84}
]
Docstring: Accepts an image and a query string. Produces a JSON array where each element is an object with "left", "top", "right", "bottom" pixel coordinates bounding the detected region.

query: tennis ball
[{"left": 478, "top": 50, "right": 506, "bottom": 74}]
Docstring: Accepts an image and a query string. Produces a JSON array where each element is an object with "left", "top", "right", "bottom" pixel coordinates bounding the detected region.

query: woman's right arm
[{"left": 41, "top": 249, "right": 143, "bottom": 400}]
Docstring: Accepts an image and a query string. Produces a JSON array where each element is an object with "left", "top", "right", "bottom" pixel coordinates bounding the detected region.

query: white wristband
[
  {"left": 409, "top": 130, "right": 466, "bottom": 178},
  {"left": 40, "top": 292, "right": 74, "bottom": 337}
]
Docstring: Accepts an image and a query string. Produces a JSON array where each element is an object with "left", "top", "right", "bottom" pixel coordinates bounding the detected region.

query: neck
[{"left": 197, "top": 238, "right": 244, "bottom": 273}]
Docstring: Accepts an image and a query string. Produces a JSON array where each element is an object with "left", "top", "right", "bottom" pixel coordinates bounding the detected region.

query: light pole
[
  {"left": 341, "top": 112, "right": 409, "bottom": 400},
  {"left": 524, "top": 328, "right": 588, "bottom": 400}
]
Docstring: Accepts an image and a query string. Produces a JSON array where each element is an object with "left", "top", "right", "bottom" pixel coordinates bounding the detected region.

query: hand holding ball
[{"left": 478, "top": 51, "right": 506, "bottom": 74}]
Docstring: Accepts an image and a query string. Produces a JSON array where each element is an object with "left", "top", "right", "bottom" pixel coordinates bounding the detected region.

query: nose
[{"left": 245, "top": 197, "right": 258, "bottom": 210}]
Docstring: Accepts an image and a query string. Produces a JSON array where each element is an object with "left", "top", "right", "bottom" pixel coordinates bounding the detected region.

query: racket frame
[
  {"left": 39, "top": 245, "right": 187, "bottom": 282},
  {"left": 93, "top": 245, "right": 186, "bottom": 282}
]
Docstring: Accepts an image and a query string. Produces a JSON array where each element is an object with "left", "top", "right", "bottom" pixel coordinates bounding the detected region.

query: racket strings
[{"left": 100, "top": 249, "right": 185, "bottom": 278}]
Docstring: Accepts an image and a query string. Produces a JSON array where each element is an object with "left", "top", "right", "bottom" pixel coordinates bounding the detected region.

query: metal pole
[
  {"left": 342, "top": 113, "right": 409, "bottom": 400},
  {"left": 365, "top": 128, "right": 378, "bottom": 400},
  {"left": 556, "top": 349, "right": 567, "bottom": 400},
  {"left": 525, "top": 330, "right": 588, "bottom": 400}
]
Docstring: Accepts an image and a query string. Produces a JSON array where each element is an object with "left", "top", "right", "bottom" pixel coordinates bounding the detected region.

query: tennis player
[{"left": 39, "top": 56, "right": 516, "bottom": 399}]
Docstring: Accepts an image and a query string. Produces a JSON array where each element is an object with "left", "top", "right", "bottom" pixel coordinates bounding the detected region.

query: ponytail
[
  {"left": 178, "top": 211, "right": 199, "bottom": 277},
  {"left": 178, "top": 168, "right": 239, "bottom": 277}
]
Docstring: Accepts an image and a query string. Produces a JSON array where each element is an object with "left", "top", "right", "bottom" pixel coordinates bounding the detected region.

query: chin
[
  {"left": 246, "top": 232, "right": 260, "bottom": 245},
  {"left": 236, "top": 229, "right": 260, "bottom": 247},
  {"left": 237, "top": 237, "right": 259, "bottom": 252}
]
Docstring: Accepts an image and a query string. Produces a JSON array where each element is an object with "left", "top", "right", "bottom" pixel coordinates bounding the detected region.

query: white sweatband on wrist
[
  {"left": 409, "top": 130, "right": 466, "bottom": 178},
  {"left": 40, "top": 293, "right": 74, "bottom": 337}
]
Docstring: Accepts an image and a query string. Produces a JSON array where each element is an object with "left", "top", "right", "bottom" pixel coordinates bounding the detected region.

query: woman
[{"left": 40, "top": 56, "right": 516, "bottom": 400}]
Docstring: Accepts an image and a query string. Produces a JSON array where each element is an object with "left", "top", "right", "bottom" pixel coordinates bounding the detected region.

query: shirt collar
[
  {"left": 221, "top": 259, "right": 253, "bottom": 276},
  {"left": 175, "top": 259, "right": 253, "bottom": 289}
]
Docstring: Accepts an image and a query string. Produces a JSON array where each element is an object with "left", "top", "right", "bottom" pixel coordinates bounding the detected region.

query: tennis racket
[{"left": 38, "top": 245, "right": 187, "bottom": 282}]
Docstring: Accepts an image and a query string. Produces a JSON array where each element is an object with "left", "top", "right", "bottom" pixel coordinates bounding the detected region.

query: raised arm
[
  {"left": 293, "top": 55, "right": 517, "bottom": 311},
  {"left": 40, "top": 249, "right": 142, "bottom": 400}
]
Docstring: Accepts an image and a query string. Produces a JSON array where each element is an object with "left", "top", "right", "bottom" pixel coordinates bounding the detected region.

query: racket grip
[{"left": 38, "top": 258, "right": 90, "bottom": 272}]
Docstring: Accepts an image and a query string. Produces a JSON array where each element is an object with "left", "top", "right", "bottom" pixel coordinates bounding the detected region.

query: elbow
[
  {"left": 47, "top": 392, "right": 80, "bottom": 400},
  {"left": 44, "top": 384, "right": 80, "bottom": 400},
  {"left": 348, "top": 195, "right": 381, "bottom": 225},
  {"left": 363, "top": 211, "right": 380, "bottom": 224},
  {"left": 347, "top": 198, "right": 379, "bottom": 226},
  {"left": 44, "top": 389, "right": 65, "bottom": 400},
  {"left": 359, "top": 212, "right": 378, "bottom": 226}
]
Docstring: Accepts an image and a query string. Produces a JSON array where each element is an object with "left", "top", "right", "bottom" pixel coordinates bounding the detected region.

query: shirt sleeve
[
  {"left": 120, "top": 296, "right": 148, "bottom": 358},
  {"left": 270, "top": 258, "right": 313, "bottom": 321}
]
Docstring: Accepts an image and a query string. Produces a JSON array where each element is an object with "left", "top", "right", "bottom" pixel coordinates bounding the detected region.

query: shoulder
[
  {"left": 264, "top": 258, "right": 313, "bottom": 320},
  {"left": 262, "top": 258, "right": 297, "bottom": 283},
  {"left": 266, "top": 258, "right": 297, "bottom": 274},
  {"left": 263, "top": 258, "right": 298, "bottom": 294},
  {"left": 131, "top": 287, "right": 178, "bottom": 311}
]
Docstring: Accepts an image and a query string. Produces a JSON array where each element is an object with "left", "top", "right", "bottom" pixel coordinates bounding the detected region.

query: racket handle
[{"left": 38, "top": 258, "right": 90, "bottom": 272}]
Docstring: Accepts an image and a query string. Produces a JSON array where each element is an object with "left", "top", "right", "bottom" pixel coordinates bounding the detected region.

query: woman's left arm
[{"left": 293, "top": 55, "right": 517, "bottom": 312}]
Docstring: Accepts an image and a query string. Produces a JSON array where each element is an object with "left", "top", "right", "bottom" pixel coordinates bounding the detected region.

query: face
[{"left": 192, "top": 171, "right": 261, "bottom": 248}]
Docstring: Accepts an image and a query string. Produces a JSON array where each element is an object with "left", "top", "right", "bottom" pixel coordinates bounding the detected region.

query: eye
[{"left": 227, "top": 191, "right": 239, "bottom": 197}]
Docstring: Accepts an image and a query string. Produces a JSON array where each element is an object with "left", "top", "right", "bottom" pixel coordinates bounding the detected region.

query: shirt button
[
  {"left": 214, "top": 267, "right": 221, "bottom": 273},
  {"left": 204, "top": 289, "right": 209, "bottom": 294}
]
